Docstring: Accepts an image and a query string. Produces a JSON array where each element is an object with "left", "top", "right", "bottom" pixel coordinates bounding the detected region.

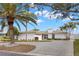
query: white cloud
[
  {"left": 63, "top": 17, "right": 70, "bottom": 20},
  {"left": 62, "top": 16, "right": 73, "bottom": 21},
  {"left": 35, "top": 10, "right": 71, "bottom": 20},
  {"left": 44, "top": 12, "right": 50, "bottom": 18},
  {"left": 36, "top": 19, "right": 43, "bottom": 23},
  {"left": 35, "top": 10, "right": 49, "bottom": 16},
  {"left": 44, "top": 12, "right": 62, "bottom": 19},
  {"left": 42, "top": 10, "right": 49, "bottom": 15},
  {"left": 35, "top": 11, "right": 42, "bottom": 16}
]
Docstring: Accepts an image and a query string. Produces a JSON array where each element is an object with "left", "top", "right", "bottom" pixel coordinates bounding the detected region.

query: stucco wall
[
  {"left": 48, "top": 34, "right": 52, "bottom": 39},
  {"left": 17, "top": 33, "right": 68, "bottom": 40},
  {"left": 17, "top": 34, "right": 42, "bottom": 40},
  {"left": 18, "top": 33, "right": 35, "bottom": 40},
  {"left": 34, "top": 35, "right": 42, "bottom": 40},
  {"left": 27, "top": 34, "right": 35, "bottom": 40},
  {"left": 55, "top": 34, "right": 66, "bottom": 39}
]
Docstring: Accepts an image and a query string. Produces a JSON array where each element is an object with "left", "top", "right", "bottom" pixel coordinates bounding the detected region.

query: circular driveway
[
  {"left": 17, "top": 40, "right": 73, "bottom": 56},
  {"left": 0, "top": 52, "right": 27, "bottom": 56},
  {"left": 0, "top": 40, "right": 73, "bottom": 56}
]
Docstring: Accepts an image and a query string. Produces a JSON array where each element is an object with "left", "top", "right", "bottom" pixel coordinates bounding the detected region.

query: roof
[
  {"left": 20, "top": 31, "right": 48, "bottom": 34},
  {"left": 20, "top": 30, "right": 67, "bottom": 34}
]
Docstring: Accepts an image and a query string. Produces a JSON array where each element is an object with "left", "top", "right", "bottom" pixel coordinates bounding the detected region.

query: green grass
[
  {"left": 74, "top": 39, "right": 79, "bottom": 56},
  {"left": 0, "top": 36, "right": 53, "bottom": 42}
]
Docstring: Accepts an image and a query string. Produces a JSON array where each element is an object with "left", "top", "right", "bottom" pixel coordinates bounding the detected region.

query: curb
[{"left": 0, "top": 50, "right": 46, "bottom": 56}]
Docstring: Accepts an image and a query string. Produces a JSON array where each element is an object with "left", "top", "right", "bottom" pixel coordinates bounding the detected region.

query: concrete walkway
[{"left": 16, "top": 40, "right": 73, "bottom": 56}]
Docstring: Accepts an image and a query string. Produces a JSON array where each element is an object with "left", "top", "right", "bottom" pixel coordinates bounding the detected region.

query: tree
[
  {"left": 13, "top": 27, "right": 19, "bottom": 40},
  {"left": 60, "top": 22, "right": 77, "bottom": 40},
  {"left": 0, "top": 3, "right": 37, "bottom": 44},
  {"left": 33, "top": 29, "right": 39, "bottom": 31},
  {"left": 33, "top": 3, "right": 79, "bottom": 20}
]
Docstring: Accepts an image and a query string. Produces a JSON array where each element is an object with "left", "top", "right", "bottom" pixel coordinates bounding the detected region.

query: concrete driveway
[
  {"left": 17, "top": 40, "right": 73, "bottom": 56},
  {"left": 0, "top": 51, "right": 26, "bottom": 56}
]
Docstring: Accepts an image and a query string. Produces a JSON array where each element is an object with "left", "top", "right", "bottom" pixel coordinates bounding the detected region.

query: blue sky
[{"left": 1, "top": 5, "right": 79, "bottom": 34}]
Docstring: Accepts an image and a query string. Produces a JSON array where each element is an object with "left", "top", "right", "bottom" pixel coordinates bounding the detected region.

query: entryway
[{"left": 35, "top": 37, "right": 38, "bottom": 40}]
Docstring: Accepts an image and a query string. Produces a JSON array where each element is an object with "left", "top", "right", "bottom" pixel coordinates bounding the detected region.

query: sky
[{"left": 1, "top": 4, "right": 79, "bottom": 34}]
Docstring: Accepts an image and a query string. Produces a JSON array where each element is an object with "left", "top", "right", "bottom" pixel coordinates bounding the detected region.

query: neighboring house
[{"left": 16, "top": 29, "right": 68, "bottom": 40}]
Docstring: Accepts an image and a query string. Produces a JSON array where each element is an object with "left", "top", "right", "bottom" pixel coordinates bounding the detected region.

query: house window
[{"left": 44, "top": 34, "right": 48, "bottom": 39}]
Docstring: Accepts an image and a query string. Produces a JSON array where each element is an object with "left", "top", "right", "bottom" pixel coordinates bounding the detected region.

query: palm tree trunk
[
  {"left": 9, "top": 28, "right": 14, "bottom": 44},
  {"left": 66, "top": 29, "right": 70, "bottom": 40},
  {"left": 17, "top": 34, "right": 18, "bottom": 40},
  {"left": 69, "top": 28, "right": 71, "bottom": 40},
  {"left": 66, "top": 29, "right": 69, "bottom": 40},
  {"left": 8, "top": 16, "right": 14, "bottom": 44}
]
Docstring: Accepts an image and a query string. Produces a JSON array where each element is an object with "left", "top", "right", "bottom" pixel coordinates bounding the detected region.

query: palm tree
[
  {"left": 7, "top": 27, "right": 19, "bottom": 40},
  {"left": 13, "top": 27, "right": 19, "bottom": 40},
  {"left": 0, "top": 3, "right": 37, "bottom": 44},
  {"left": 33, "top": 29, "right": 39, "bottom": 31},
  {"left": 34, "top": 3, "right": 79, "bottom": 20},
  {"left": 60, "top": 22, "right": 77, "bottom": 40},
  {"left": 51, "top": 3, "right": 79, "bottom": 20}
]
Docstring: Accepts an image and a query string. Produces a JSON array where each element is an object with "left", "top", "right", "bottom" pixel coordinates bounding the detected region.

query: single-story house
[{"left": 15, "top": 30, "right": 68, "bottom": 40}]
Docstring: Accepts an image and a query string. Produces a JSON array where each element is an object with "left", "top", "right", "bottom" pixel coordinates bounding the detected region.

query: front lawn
[
  {"left": 74, "top": 39, "right": 79, "bottom": 56},
  {"left": 0, "top": 44, "right": 35, "bottom": 53}
]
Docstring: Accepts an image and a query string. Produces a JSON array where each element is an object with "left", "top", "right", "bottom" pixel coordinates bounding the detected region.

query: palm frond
[
  {"left": 14, "top": 20, "right": 21, "bottom": 31},
  {"left": 18, "top": 20, "right": 26, "bottom": 29},
  {"left": 16, "top": 14, "right": 37, "bottom": 25}
]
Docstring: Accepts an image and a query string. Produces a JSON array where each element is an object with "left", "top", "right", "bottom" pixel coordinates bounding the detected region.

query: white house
[
  {"left": 0, "top": 29, "right": 77, "bottom": 41},
  {"left": 16, "top": 29, "right": 68, "bottom": 40}
]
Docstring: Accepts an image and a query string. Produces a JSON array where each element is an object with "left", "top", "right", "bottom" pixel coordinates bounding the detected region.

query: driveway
[
  {"left": 0, "top": 51, "right": 30, "bottom": 56},
  {"left": 17, "top": 40, "right": 73, "bottom": 56}
]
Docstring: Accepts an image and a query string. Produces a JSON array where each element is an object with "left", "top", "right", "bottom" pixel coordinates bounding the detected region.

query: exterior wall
[
  {"left": 17, "top": 34, "right": 42, "bottom": 40},
  {"left": 34, "top": 34, "right": 42, "bottom": 40},
  {"left": 27, "top": 34, "right": 35, "bottom": 40},
  {"left": 48, "top": 34, "right": 52, "bottom": 39},
  {"left": 55, "top": 34, "right": 66, "bottom": 39},
  {"left": 18, "top": 33, "right": 35, "bottom": 40},
  {"left": 16, "top": 32, "right": 69, "bottom": 40}
]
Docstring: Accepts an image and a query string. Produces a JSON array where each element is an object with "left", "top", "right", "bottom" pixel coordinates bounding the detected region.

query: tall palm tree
[
  {"left": 51, "top": 3, "right": 79, "bottom": 20},
  {"left": 34, "top": 3, "right": 79, "bottom": 20},
  {"left": 18, "top": 10, "right": 37, "bottom": 40},
  {"left": 13, "top": 27, "right": 19, "bottom": 40},
  {"left": 60, "top": 22, "right": 77, "bottom": 40},
  {"left": 0, "top": 3, "right": 37, "bottom": 44}
]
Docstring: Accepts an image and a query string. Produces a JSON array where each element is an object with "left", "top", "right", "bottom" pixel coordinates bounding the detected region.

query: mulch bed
[{"left": 0, "top": 44, "right": 36, "bottom": 53}]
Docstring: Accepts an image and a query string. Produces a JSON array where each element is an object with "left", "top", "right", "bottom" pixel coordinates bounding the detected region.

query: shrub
[
  {"left": 47, "top": 38, "right": 53, "bottom": 40},
  {"left": 54, "top": 38, "right": 66, "bottom": 40}
]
